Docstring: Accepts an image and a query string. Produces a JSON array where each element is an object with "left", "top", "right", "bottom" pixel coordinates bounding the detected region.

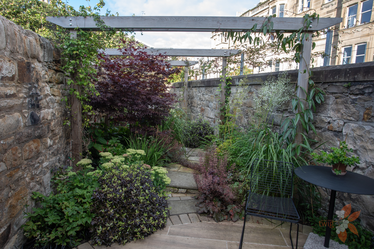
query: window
[
  {"left": 268, "top": 60, "right": 273, "bottom": 70},
  {"left": 347, "top": 4, "right": 358, "bottom": 28},
  {"left": 275, "top": 60, "right": 280, "bottom": 71},
  {"left": 361, "top": 0, "right": 373, "bottom": 24},
  {"left": 272, "top": 6, "right": 276, "bottom": 15},
  {"left": 355, "top": 43, "right": 367, "bottom": 63},
  {"left": 342, "top": 46, "right": 352, "bottom": 64},
  {"left": 279, "top": 4, "right": 285, "bottom": 17},
  {"left": 299, "top": 0, "right": 310, "bottom": 12}
]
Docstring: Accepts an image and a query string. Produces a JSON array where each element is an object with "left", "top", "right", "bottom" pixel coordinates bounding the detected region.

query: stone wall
[
  {"left": 171, "top": 62, "right": 374, "bottom": 231},
  {"left": 0, "top": 16, "right": 71, "bottom": 248}
]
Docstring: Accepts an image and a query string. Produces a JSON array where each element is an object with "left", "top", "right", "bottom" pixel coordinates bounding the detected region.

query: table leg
[{"left": 324, "top": 190, "right": 336, "bottom": 248}]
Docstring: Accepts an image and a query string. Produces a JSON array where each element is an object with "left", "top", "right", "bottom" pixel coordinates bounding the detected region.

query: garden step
[
  {"left": 166, "top": 171, "right": 197, "bottom": 190},
  {"left": 167, "top": 197, "right": 198, "bottom": 215},
  {"left": 81, "top": 218, "right": 312, "bottom": 249}
]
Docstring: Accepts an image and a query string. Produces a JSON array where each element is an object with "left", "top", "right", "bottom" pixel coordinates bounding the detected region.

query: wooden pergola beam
[
  {"left": 103, "top": 48, "right": 241, "bottom": 57},
  {"left": 47, "top": 16, "right": 342, "bottom": 32},
  {"left": 169, "top": 61, "right": 198, "bottom": 66}
]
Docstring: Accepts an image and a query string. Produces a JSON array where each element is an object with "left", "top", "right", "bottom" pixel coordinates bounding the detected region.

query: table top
[{"left": 295, "top": 166, "right": 374, "bottom": 195}]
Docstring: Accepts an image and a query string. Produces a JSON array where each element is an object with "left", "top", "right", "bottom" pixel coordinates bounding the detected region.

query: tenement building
[{"left": 211, "top": 0, "right": 374, "bottom": 74}]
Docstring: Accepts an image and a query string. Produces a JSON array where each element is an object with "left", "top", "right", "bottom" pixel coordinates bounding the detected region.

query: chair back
[{"left": 249, "top": 159, "right": 295, "bottom": 198}]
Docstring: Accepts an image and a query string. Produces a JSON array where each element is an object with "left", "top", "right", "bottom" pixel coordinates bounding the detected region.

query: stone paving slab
[
  {"left": 77, "top": 242, "right": 93, "bottom": 249},
  {"left": 179, "top": 214, "right": 191, "bottom": 224},
  {"left": 168, "top": 198, "right": 198, "bottom": 215},
  {"left": 188, "top": 213, "right": 200, "bottom": 223},
  {"left": 95, "top": 234, "right": 227, "bottom": 249},
  {"left": 167, "top": 171, "right": 197, "bottom": 189},
  {"left": 303, "top": 233, "right": 348, "bottom": 249},
  {"left": 168, "top": 222, "right": 288, "bottom": 246},
  {"left": 169, "top": 215, "right": 182, "bottom": 225}
]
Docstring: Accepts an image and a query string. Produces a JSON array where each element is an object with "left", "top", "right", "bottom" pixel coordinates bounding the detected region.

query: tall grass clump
[{"left": 228, "top": 125, "right": 307, "bottom": 184}]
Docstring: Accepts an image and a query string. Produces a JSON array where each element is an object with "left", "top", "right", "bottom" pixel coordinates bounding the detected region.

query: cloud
[
  {"left": 108, "top": 0, "right": 249, "bottom": 16},
  {"left": 134, "top": 32, "right": 212, "bottom": 48},
  {"left": 105, "top": 0, "right": 256, "bottom": 48}
]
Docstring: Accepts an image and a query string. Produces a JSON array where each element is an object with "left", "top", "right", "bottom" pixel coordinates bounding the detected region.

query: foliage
[
  {"left": 311, "top": 216, "right": 374, "bottom": 249},
  {"left": 90, "top": 165, "right": 168, "bottom": 246},
  {"left": 98, "top": 151, "right": 171, "bottom": 195},
  {"left": 89, "top": 39, "right": 180, "bottom": 129},
  {"left": 228, "top": 125, "right": 307, "bottom": 181},
  {"left": 252, "top": 73, "right": 293, "bottom": 128},
  {"left": 22, "top": 165, "right": 99, "bottom": 248},
  {"left": 193, "top": 146, "right": 243, "bottom": 222},
  {"left": 0, "top": 0, "right": 94, "bottom": 36},
  {"left": 311, "top": 141, "right": 360, "bottom": 166},
  {"left": 150, "top": 166, "right": 171, "bottom": 197},
  {"left": 125, "top": 135, "right": 171, "bottom": 167},
  {"left": 85, "top": 122, "right": 130, "bottom": 163},
  {"left": 183, "top": 119, "right": 214, "bottom": 148}
]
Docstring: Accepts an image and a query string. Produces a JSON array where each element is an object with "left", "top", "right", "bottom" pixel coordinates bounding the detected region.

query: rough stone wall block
[
  {"left": 0, "top": 18, "right": 6, "bottom": 51},
  {"left": 0, "top": 16, "right": 70, "bottom": 249}
]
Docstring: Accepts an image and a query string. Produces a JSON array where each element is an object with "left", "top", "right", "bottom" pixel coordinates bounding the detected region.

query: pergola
[{"left": 47, "top": 15, "right": 342, "bottom": 160}]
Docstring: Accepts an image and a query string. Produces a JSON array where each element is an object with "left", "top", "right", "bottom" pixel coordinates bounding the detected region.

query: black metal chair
[{"left": 239, "top": 159, "right": 300, "bottom": 249}]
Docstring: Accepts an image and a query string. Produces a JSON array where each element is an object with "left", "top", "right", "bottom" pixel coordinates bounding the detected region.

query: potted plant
[{"left": 311, "top": 141, "right": 360, "bottom": 175}]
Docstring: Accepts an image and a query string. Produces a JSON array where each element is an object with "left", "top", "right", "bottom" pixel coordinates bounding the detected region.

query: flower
[
  {"left": 336, "top": 210, "right": 345, "bottom": 219},
  {"left": 336, "top": 224, "right": 345, "bottom": 234},
  {"left": 143, "top": 164, "right": 151, "bottom": 169},
  {"left": 77, "top": 158, "right": 92, "bottom": 166},
  {"left": 99, "top": 152, "right": 113, "bottom": 159},
  {"left": 102, "top": 162, "right": 114, "bottom": 169},
  {"left": 67, "top": 171, "right": 76, "bottom": 177}
]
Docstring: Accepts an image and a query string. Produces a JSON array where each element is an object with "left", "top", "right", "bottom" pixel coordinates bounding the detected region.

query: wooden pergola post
[
  {"left": 220, "top": 57, "right": 227, "bottom": 124},
  {"left": 183, "top": 66, "right": 189, "bottom": 117},
  {"left": 295, "top": 32, "right": 313, "bottom": 145},
  {"left": 69, "top": 30, "right": 83, "bottom": 166}
]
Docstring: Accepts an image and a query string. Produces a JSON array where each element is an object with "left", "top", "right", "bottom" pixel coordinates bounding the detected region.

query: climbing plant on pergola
[{"left": 47, "top": 15, "right": 341, "bottom": 160}]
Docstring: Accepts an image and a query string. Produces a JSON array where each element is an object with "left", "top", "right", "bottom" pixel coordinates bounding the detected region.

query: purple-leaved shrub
[{"left": 193, "top": 146, "right": 244, "bottom": 222}]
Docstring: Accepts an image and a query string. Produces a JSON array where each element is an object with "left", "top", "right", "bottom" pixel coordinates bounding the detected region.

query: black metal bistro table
[{"left": 295, "top": 166, "right": 374, "bottom": 248}]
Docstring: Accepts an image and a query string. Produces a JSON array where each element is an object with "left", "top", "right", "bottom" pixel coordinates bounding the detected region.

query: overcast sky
[{"left": 67, "top": 0, "right": 258, "bottom": 48}]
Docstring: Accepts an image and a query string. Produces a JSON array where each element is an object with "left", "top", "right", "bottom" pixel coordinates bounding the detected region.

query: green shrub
[
  {"left": 22, "top": 165, "right": 99, "bottom": 248},
  {"left": 183, "top": 119, "right": 214, "bottom": 148},
  {"left": 90, "top": 165, "right": 168, "bottom": 246}
]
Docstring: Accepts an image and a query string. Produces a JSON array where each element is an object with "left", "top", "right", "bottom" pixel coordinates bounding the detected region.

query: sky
[{"left": 66, "top": 0, "right": 258, "bottom": 49}]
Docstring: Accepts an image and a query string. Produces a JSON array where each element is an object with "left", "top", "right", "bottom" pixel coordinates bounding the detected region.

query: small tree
[{"left": 89, "top": 40, "right": 180, "bottom": 129}]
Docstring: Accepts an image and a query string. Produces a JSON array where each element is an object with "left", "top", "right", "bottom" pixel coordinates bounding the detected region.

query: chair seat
[{"left": 246, "top": 192, "right": 300, "bottom": 223}]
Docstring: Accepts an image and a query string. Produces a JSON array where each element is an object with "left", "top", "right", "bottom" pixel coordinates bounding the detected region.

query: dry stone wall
[
  {"left": 0, "top": 16, "right": 71, "bottom": 248},
  {"left": 171, "top": 62, "right": 374, "bottom": 231}
]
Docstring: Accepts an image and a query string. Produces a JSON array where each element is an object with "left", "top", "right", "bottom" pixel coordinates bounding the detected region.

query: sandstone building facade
[{"left": 211, "top": 0, "right": 374, "bottom": 73}]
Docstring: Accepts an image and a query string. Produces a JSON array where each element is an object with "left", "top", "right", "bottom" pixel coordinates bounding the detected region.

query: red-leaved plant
[
  {"left": 193, "top": 146, "right": 244, "bottom": 222},
  {"left": 89, "top": 39, "right": 180, "bottom": 130}
]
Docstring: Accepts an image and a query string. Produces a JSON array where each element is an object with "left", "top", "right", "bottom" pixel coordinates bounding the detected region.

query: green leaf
[
  {"left": 97, "top": 137, "right": 107, "bottom": 145},
  {"left": 93, "top": 143, "right": 104, "bottom": 152}
]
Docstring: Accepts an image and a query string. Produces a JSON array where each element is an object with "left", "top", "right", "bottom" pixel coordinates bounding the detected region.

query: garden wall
[
  {"left": 0, "top": 16, "right": 71, "bottom": 248},
  {"left": 171, "top": 62, "right": 374, "bottom": 231}
]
